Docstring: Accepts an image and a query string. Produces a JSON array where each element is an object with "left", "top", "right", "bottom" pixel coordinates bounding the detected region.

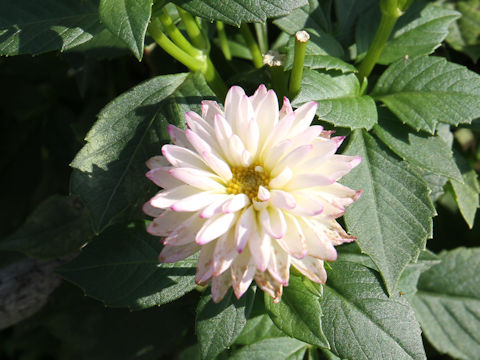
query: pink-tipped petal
[
  {"left": 159, "top": 242, "right": 201, "bottom": 263},
  {"left": 211, "top": 270, "right": 232, "bottom": 303},
  {"left": 196, "top": 212, "right": 237, "bottom": 245}
]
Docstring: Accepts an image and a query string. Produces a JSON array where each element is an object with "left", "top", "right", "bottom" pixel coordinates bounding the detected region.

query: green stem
[
  {"left": 205, "top": 58, "right": 228, "bottom": 100},
  {"left": 216, "top": 21, "right": 231, "bottom": 60},
  {"left": 240, "top": 23, "right": 264, "bottom": 68},
  {"left": 289, "top": 31, "right": 309, "bottom": 99},
  {"left": 356, "top": 12, "right": 399, "bottom": 82},
  {"left": 148, "top": 19, "right": 204, "bottom": 72},
  {"left": 254, "top": 23, "right": 268, "bottom": 54},
  {"left": 176, "top": 6, "right": 208, "bottom": 50},
  {"left": 158, "top": 8, "right": 202, "bottom": 58}
]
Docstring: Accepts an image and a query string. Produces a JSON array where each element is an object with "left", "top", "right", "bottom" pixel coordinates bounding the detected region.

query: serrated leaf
[
  {"left": 284, "top": 30, "right": 356, "bottom": 73},
  {"left": 99, "top": 0, "right": 152, "bottom": 60},
  {"left": 448, "top": 150, "right": 480, "bottom": 228},
  {"left": 411, "top": 247, "right": 480, "bottom": 360},
  {"left": 0, "top": 195, "right": 93, "bottom": 260},
  {"left": 334, "top": 0, "right": 377, "bottom": 46},
  {"left": 230, "top": 337, "right": 308, "bottom": 360},
  {"left": 265, "top": 275, "right": 329, "bottom": 348},
  {"left": 70, "top": 72, "right": 215, "bottom": 233},
  {"left": 196, "top": 288, "right": 256, "bottom": 360},
  {"left": 446, "top": 0, "right": 480, "bottom": 62},
  {"left": 57, "top": 222, "right": 197, "bottom": 309},
  {"left": 322, "top": 261, "right": 426, "bottom": 360},
  {"left": 293, "top": 68, "right": 377, "bottom": 129},
  {"left": 372, "top": 109, "right": 462, "bottom": 182},
  {"left": 342, "top": 130, "right": 435, "bottom": 295},
  {"left": 173, "top": 0, "right": 307, "bottom": 26},
  {"left": 356, "top": 2, "right": 460, "bottom": 64},
  {"left": 273, "top": 0, "right": 330, "bottom": 35},
  {"left": 0, "top": 0, "right": 103, "bottom": 55},
  {"left": 372, "top": 55, "right": 480, "bottom": 134}
]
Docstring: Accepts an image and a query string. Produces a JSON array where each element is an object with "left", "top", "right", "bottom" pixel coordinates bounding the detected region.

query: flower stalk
[
  {"left": 176, "top": 6, "right": 208, "bottom": 50},
  {"left": 240, "top": 23, "right": 264, "bottom": 68},
  {"left": 289, "top": 31, "right": 309, "bottom": 99},
  {"left": 356, "top": 0, "right": 413, "bottom": 82},
  {"left": 254, "top": 23, "right": 268, "bottom": 54},
  {"left": 216, "top": 21, "right": 232, "bottom": 60}
]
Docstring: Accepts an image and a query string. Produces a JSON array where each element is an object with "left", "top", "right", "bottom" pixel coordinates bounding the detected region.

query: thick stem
[
  {"left": 148, "top": 19, "right": 205, "bottom": 72},
  {"left": 216, "top": 21, "right": 231, "bottom": 60},
  {"left": 158, "top": 8, "right": 202, "bottom": 58},
  {"left": 356, "top": 12, "right": 399, "bottom": 82},
  {"left": 289, "top": 31, "right": 309, "bottom": 99},
  {"left": 254, "top": 23, "right": 268, "bottom": 54},
  {"left": 176, "top": 6, "right": 208, "bottom": 50},
  {"left": 240, "top": 23, "right": 264, "bottom": 68}
]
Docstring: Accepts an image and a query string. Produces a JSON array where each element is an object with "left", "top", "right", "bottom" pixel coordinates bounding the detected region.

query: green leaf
[
  {"left": 99, "top": 0, "right": 153, "bottom": 60},
  {"left": 411, "top": 247, "right": 480, "bottom": 360},
  {"left": 322, "top": 261, "right": 426, "bottom": 360},
  {"left": 284, "top": 30, "right": 356, "bottom": 73},
  {"left": 342, "top": 130, "right": 435, "bottom": 295},
  {"left": 70, "top": 72, "right": 215, "bottom": 233},
  {"left": 356, "top": 2, "right": 460, "bottom": 64},
  {"left": 0, "top": 0, "right": 103, "bottom": 55},
  {"left": 196, "top": 288, "right": 256, "bottom": 360},
  {"left": 273, "top": 0, "right": 330, "bottom": 35},
  {"left": 333, "top": 0, "right": 377, "bottom": 46},
  {"left": 293, "top": 68, "right": 377, "bottom": 130},
  {"left": 446, "top": 0, "right": 480, "bottom": 62},
  {"left": 372, "top": 55, "right": 480, "bottom": 134},
  {"left": 173, "top": 0, "right": 307, "bottom": 26},
  {"left": 57, "top": 222, "right": 197, "bottom": 309},
  {"left": 235, "top": 313, "right": 285, "bottom": 345},
  {"left": 265, "top": 275, "right": 329, "bottom": 348},
  {"left": 448, "top": 151, "right": 480, "bottom": 228},
  {"left": 229, "top": 337, "right": 308, "bottom": 360},
  {"left": 372, "top": 109, "right": 462, "bottom": 182},
  {"left": 0, "top": 195, "right": 93, "bottom": 260}
]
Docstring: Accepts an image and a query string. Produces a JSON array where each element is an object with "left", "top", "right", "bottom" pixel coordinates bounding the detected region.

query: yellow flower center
[{"left": 226, "top": 165, "right": 270, "bottom": 200}]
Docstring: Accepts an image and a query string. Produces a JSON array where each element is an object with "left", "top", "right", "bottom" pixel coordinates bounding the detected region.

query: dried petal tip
[{"left": 144, "top": 84, "right": 362, "bottom": 303}]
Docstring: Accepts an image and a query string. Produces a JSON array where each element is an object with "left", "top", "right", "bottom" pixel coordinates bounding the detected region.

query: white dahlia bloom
[{"left": 144, "top": 85, "right": 361, "bottom": 303}]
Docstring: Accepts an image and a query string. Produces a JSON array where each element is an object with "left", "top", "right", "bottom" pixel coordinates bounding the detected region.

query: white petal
[
  {"left": 289, "top": 190, "right": 324, "bottom": 216},
  {"left": 263, "top": 139, "right": 292, "bottom": 170},
  {"left": 163, "top": 212, "right": 205, "bottom": 246},
  {"left": 142, "top": 201, "right": 164, "bottom": 217},
  {"left": 315, "top": 155, "right": 362, "bottom": 180},
  {"left": 255, "top": 271, "right": 283, "bottom": 303},
  {"left": 268, "top": 240, "right": 290, "bottom": 285},
  {"left": 290, "top": 101, "right": 317, "bottom": 135},
  {"left": 270, "top": 190, "right": 296, "bottom": 210},
  {"left": 201, "top": 100, "right": 224, "bottom": 122},
  {"left": 146, "top": 155, "right": 169, "bottom": 169},
  {"left": 261, "top": 111, "right": 295, "bottom": 153},
  {"left": 270, "top": 144, "right": 313, "bottom": 178},
  {"left": 200, "top": 150, "right": 233, "bottom": 180},
  {"left": 224, "top": 86, "right": 246, "bottom": 128},
  {"left": 228, "top": 134, "right": 248, "bottom": 166},
  {"left": 196, "top": 212, "right": 237, "bottom": 245},
  {"left": 291, "top": 256, "right": 327, "bottom": 284},
  {"left": 211, "top": 270, "right": 232, "bottom": 303},
  {"left": 279, "top": 97, "right": 293, "bottom": 119},
  {"left": 311, "top": 218, "right": 356, "bottom": 246},
  {"left": 231, "top": 250, "right": 256, "bottom": 299},
  {"left": 186, "top": 110, "right": 214, "bottom": 134},
  {"left": 158, "top": 242, "right": 200, "bottom": 263},
  {"left": 249, "top": 225, "right": 271, "bottom": 272},
  {"left": 269, "top": 167, "right": 293, "bottom": 188},
  {"left": 287, "top": 125, "right": 323, "bottom": 148},
  {"left": 236, "top": 94, "right": 255, "bottom": 144},
  {"left": 149, "top": 185, "right": 199, "bottom": 208},
  {"left": 162, "top": 144, "right": 207, "bottom": 169},
  {"left": 213, "top": 230, "right": 238, "bottom": 276},
  {"left": 259, "top": 207, "right": 286, "bottom": 239},
  {"left": 146, "top": 209, "right": 191, "bottom": 236},
  {"left": 185, "top": 129, "right": 222, "bottom": 161},
  {"left": 276, "top": 213, "right": 307, "bottom": 259},
  {"left": 213, "top": 113, "right": 233, "bottom": 160},
  {"left": 255, "top": 89, "right": 279, "bottom": 145},
  {"left": 257, "top": 186, "right": 270, "bottom": 201},
  {"left": 222, "top": 194, "right": 250, "bottom": 213},
  {"left": 146, "top": 167, "right": 182, "bottom": 189},
  {"left": 171, "top": 191, "right": 226, "bottom": 212},
  {"left": 195, "top": 241, "right": 215, "bottom": 284},
  {"left": 169, "top": 168, "right": 224, "bottom": 190},
  {"left": 167, "top": 125, "right": 192, "bottom": 149},
  {"left": 245, "top": 118, "right": 260, "bottom": 157},
  {"left": 285, "top": 173, "right": 335, "bottom": 190},
  {"left": 300, "top": 218, "right": 338, "bottom": 261},
  {"left": 249, "top": 84, "right": 268, "bottom": 110},
  {"left": 200, "top": 195, "right": 233, "bottom": 218},
  {"left": 234, "top": 205, "right": 254, "bottom": 253}
]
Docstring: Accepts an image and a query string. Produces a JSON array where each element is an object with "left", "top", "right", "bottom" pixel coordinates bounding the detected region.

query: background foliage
[{"left": 1, "top": 0, "right": 480, "bottom": 359}]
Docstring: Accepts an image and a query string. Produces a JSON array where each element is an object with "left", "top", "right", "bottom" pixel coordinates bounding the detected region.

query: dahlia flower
[{"left": 144, "top": 85, "right": 361, "bottom": 303}]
